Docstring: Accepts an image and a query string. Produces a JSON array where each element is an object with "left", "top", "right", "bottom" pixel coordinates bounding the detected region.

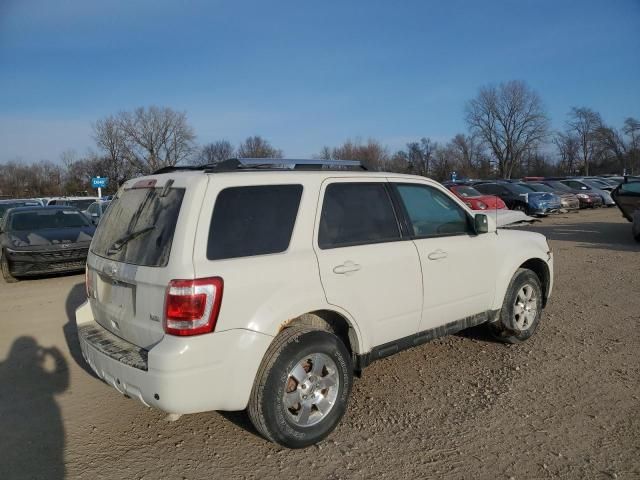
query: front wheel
[
  {"left": 248, "top": 326, "right": 353, "bottom": 448},
  {"left": 490, "top": 268, "right": 543, "bottom": 343},
  {"left": 1, "top": 250, "right": 18, "bottom": 283}
]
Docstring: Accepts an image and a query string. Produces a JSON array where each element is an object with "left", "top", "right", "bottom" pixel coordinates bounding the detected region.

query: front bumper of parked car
[
  {"left": 529, "top": 201, "right": 562, "bottom": 215},
  {"left": 4, "top": 244, "right": 90, "bottom": 276}
]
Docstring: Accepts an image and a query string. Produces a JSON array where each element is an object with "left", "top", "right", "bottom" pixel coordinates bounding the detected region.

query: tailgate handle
[
  {"left": 333, "top": 261, "right": 361, "bottom": 275},
  {"left": 428, "top": 249, "right": 448, "bottom": 261}
]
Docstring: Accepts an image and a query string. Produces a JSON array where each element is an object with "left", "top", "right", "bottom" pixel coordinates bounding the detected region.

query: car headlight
[
  {"left": 476, "top": 201, "right": 487, "bottom": 210},
  {"left": 577, "top": 193, "right": 588, "bottom": 199}
]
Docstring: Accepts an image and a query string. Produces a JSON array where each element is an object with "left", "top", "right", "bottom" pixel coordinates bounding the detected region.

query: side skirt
[{"left": 354, "top": 310, "right": 499, "bottom": 371}]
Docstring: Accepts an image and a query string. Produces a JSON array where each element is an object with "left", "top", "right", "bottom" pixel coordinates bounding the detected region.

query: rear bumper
[
  {"left": 76, "top": 302, "right": 272, "bottom": 414},
  {"left": 5, "top": 246, "right": 88, "bottom": 276}
]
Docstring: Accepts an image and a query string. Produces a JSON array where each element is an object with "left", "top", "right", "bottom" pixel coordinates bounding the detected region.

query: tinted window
[
  {"left": 9, "top": 209, "right": 90, "bottom": 231},
  {"left": 504, "top": 183, "right": 531, "bottom": 195},
  {"left": 396, "top": 184, "right": 470, "bottom": 237},
  {"left": 91, "top": 187, "right": 185, "bottom": 267},
  {"left": 319, "top": 183, "right": 400, "bottom": 249},
  {"left": 474, "top": 184, "right": 500, "bottom": 195},
  {"left": 564, "top": 180, "right": 589, "bottom": 190},
  {"left": 207, "top": 185, "right": 302, "bottom": 260}
]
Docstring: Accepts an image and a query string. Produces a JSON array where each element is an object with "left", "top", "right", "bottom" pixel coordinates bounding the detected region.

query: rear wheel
[
  {"left": 490, "top": 268, "right": 543, "bottom": 343},
  {"left": 1, "top": 250, "right": 18, "bottom": 283},
  {"left": 248, "top": 326, "right": 353, "bottom": 448}
]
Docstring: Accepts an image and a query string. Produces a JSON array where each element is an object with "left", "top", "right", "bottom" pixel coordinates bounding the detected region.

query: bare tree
[
  {"left": 623, "top": 117, "right": 640, "bottom": 174},
  {"left": 195, "top": 140, "right": 235, "bottom": 165},
  {"left": 553, "top": 132, "right": 580, "bottom": 174},
  {"left": 318, "top": 139, "right": 388, "bottom": 171},
  {"left": 566, "top": 107, "right": 603, "bottom": 175},
  {"left": 110, "top": 106, "right": 196, "bottom": 173},
  {"left": 405, "top": 138, "right": 436, "bottom": 177},
  {"left": 93, "top": 116, "right": 135, "bottom": 186},
  {"left": 237, "top": 136, "right": 283, "bottom": 158},
  {"left": 465, "top": 80, "right": 549, "bottom": 178}
]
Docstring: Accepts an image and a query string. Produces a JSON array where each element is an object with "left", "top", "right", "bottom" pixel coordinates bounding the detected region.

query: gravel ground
[{"left": 1, "top": 207, "right": 638, "bottom": 480}]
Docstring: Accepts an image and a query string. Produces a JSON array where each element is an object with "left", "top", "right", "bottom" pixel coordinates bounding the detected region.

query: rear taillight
[
  {"left": 85, "top": 265, "right": 90, "bottom": 298},
  {"left": 163, "top": 277, "right": 223, "bottom": 336}
]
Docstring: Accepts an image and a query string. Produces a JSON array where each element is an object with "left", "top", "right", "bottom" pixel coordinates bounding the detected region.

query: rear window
[
  {"left": 9, "top": 209, "right": 90, "bottom": 230},
  {"left": 319, "top": 183, "right": 400, "bottom": 249},
  {"left": 207, "top": 185, "right": 303, "bottom": 260},
  {"left": 90, "top": 187, "right": 185, "bottom": 267}
]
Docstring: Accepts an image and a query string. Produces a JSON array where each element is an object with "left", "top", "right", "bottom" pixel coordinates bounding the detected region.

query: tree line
[{"left": 1, "top": 80, "right": 638, "bottom": 197}]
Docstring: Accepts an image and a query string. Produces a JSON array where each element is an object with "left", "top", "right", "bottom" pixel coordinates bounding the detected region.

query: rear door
[
  {"left": 391, "top": 180, "right": 497, "bottom": 332},
  {"left": 313, "top": 179, "right": 423, "bottom": 348},
  {"left": 86, "top": 174, "right": 207, "bottom": 349}
]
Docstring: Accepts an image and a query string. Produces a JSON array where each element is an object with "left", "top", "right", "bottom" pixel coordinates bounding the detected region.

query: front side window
[
  {"left": 396, "top": 184, "right": 470, "bottom": 238},
  {"left": 207, "top": 185, "right": 303, "bottom": 260},
  {"left": 318, "top": 183, "right": 400, "bottom": 249}
]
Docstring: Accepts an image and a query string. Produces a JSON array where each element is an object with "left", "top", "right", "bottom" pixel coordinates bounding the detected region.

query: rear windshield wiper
[{"left": 107, "top": 226, "right": 155, "bottom": 255}]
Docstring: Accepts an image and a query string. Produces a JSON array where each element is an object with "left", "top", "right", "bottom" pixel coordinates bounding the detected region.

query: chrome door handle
[
  {"left": 427, "top": 249, "right": 448, "bottom": 261},
  {"left": 333, "top": 261, "right": 362, "bottom": 274}
]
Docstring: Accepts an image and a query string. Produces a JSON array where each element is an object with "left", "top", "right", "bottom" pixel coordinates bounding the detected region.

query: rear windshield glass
[
  {"left": 207, "top": 185, "right": 303, "bottom": 260},
  {"left": 9, "top": 209, "right": 90, "bottom": 231},
  {"left": 90, "top": 187, "right": 185, "bottom": 267},
  {"left": 528, "top": 183, "right": 555, "bottom": 193},
  {"left": 67, "top": 199, "right": 96, "bottom": 210}
]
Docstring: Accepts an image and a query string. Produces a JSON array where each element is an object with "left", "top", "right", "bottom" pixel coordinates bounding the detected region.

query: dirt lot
[{"left": 1, "top": 207, "right": 638, "bottom": 480}]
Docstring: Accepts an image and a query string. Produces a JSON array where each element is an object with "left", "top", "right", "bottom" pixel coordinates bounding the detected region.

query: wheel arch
[
  {"left": 519, "top": 258, "right": 551, "bottom": 307},
  {"left": 277, "top": 310, "right": 362, "bottom": 358}
]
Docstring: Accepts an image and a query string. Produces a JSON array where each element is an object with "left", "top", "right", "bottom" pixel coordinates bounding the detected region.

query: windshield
[
  {"left": 67, "top": 199, "right": 95, "bottom": 210},
  {"left": 505, "top": 183, "right": 532, "bottom": 195},
  {"left": 452, "top": 186, "right": 482, "bottom": 197},
  {"left": 527, "top": 183, "right": 555, "bottom": 193},
  {"left": 90, "top": 187, "right": 185, "bottom": 267},
  {"left": 0, "top": 202, "right": 34, "bottom": 218},
  {"left": 584, "top": 180, "right": 607, "bottom": 189},
  {"left": 545, "top": 181, "right": 572, "bottom": 192},
  {"left": 9, "top": 209, "right": 90, "bottom": 231},
  {"left": 515, "top": 183, "right": 537, "bottom": 192}
]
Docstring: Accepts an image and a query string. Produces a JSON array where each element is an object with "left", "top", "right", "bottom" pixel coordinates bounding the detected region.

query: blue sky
[{"left": 1, "top": 0, "right": 639, "bottom": 163}]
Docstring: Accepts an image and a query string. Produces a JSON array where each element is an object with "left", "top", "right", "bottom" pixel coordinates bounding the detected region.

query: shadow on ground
[
  {"left": 0, "top": 337, "right": 68, "bottom": 480},
  {"left": 520, "top": 219, "right": 639, "bottom": 252},
  {"left": 63, "top": 282, "right": 98, "bottom": 378}
]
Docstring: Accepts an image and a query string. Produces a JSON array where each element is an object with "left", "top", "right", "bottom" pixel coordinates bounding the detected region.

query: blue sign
[
  {"left": 451, "top": 171, "right": 458, "bottom": 182},
  {"left": 91, "top": 177, "right": 109, "bottom": 188}
]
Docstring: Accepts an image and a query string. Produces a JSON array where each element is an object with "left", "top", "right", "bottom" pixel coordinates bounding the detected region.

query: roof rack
[
  {"left": 205, "top": 158, "right": 365, "bottom": 172},
  {"left": 152, "top": 158, "right": 365, "bottom": 175}
]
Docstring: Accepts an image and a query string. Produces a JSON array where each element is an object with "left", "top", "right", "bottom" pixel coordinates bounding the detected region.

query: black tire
[
  {"left": 248, "top": 326, "right": 353, "bottom": 448},
  {"left": 489, "top": 268, "right": 543, "bottom": 343},
  {"left": 1, "top": 250, "right": 18, "bottom": 283},
  {"left": 513, "top": 203, "right": 528, "bottom": 214}
]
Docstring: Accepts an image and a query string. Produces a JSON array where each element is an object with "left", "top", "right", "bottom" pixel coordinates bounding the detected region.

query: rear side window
[
  {"left": 319, "top": 183, "right": 400, "bottom": 249},
  {"left": 207, "top": 185, "right": 303, "bottom": 260},
  {"left": 90, "top": 187, "right": 185, "bottom": 267}
]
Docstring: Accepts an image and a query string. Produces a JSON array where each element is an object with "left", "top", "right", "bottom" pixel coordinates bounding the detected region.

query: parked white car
[{"left": 76, "top": 159, "right": 554, "bottom": 448}]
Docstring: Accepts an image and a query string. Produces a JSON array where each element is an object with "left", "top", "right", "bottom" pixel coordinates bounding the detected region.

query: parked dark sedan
[
  {"left": 539, "top": 180, "right": 603, "bottom": 209},
  {"left": 612, "top": 180, "right": 640, "bottom": 242},
  {"left": 0, "top": 206, "right": 96, "bottom": 282}
]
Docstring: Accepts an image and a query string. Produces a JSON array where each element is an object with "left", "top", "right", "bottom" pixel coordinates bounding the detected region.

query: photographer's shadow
[{"left": 0, "top": 337, "right": 68, "bottom": 480}]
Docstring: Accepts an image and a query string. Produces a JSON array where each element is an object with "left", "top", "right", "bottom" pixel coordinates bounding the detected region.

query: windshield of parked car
[
  {"left": 9, "top": 209, "right": 91, "bottom": 231},
  {"left": 545, "top": 181, "right": 572, "bottom": 192},
  {"left": 583, "top": 180, "right": 608, "bottom": 190},
  {"left": 515, "top": 183, "right": 537, "bottom": 192},
  {"left": 527, "top": 183, "right": 556, "bottom": 193},
  {"left": 67, "top": 199, "right": 95, "bottom": 210},
  {"left": 504, "top": 183, "right": 531, "bottom": 195},
  {"left": 452, "top": 186, "right": 482, "bottom": 197}
]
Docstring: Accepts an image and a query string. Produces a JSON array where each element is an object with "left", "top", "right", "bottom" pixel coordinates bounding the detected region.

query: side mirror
[{"left": 474, "top": 213, "right": 489, "bottom": 234}]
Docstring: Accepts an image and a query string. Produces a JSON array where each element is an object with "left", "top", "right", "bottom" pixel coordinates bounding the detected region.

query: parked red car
[{"left": 446, "top": 185, "right": 508, "bottom": 210}]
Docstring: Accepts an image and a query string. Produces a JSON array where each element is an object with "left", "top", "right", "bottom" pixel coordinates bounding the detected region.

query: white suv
[{"left": 76, "top": 159, "right": 553, "bottom": 448}]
